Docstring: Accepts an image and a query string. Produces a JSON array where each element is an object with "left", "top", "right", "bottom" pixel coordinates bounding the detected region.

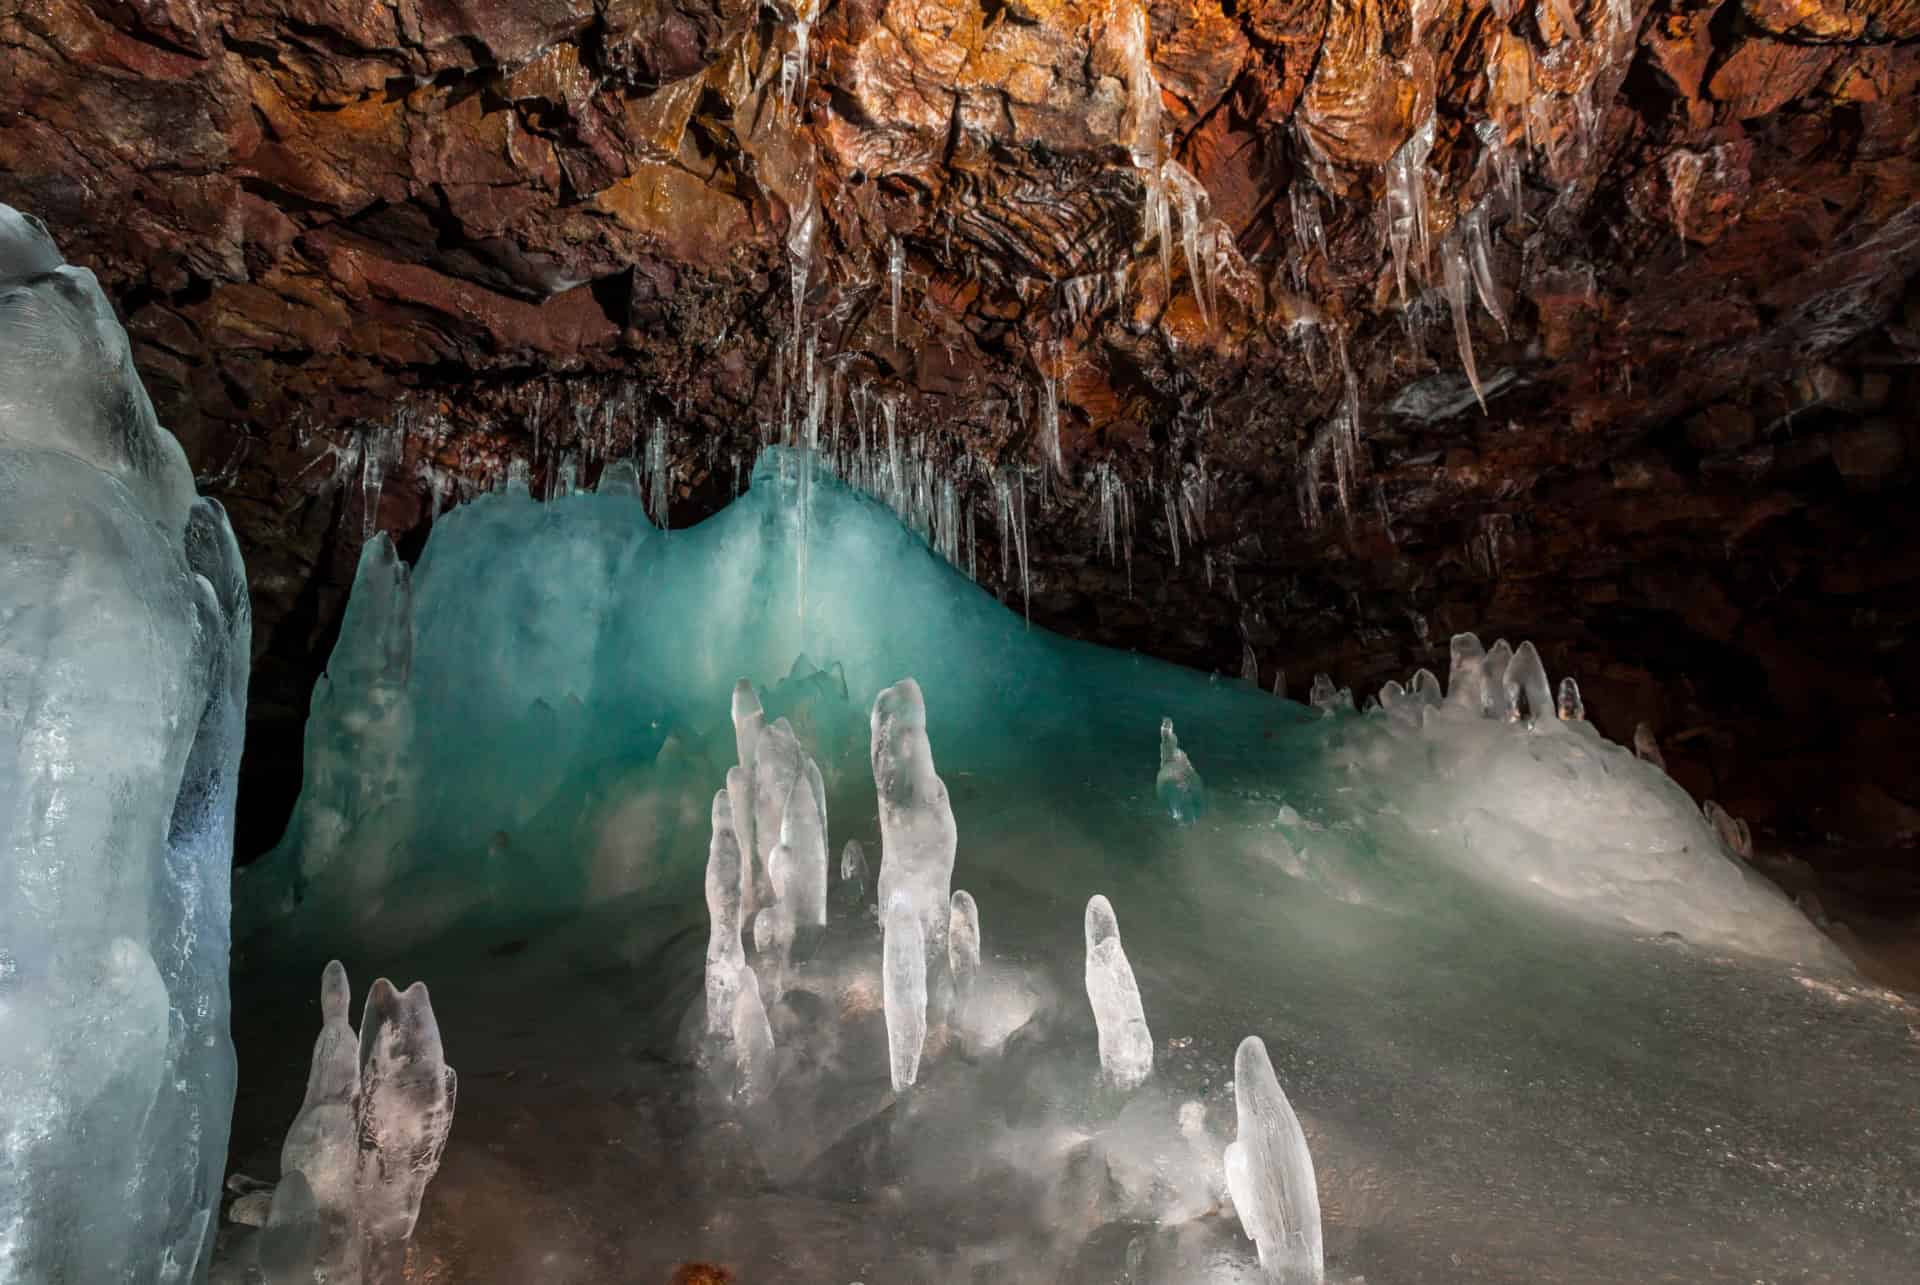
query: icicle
[
  {"left": 1241, "top": 643, "right": 1259, "bottom": 686},
  {"left": 888, "top": 235, "right": 904, "bottom": 344},
  {"left": 1289, "top": 182, "right": 1328, "bottom": 291},
  {"left": 1440, "top": 230, "right": 1487, "bottom": 413},
  {"left": 1161, "top": 160, "right": 1215, "bottom": 327},
  {"left": 648, "top": 419, "right": 670, "bottom": 530},
  {"left": 1462, "top": 202, "right": 1509, "bottom": 336},
  {"left": 787, "top": 188, "right": 818, "bottom": 339},
  {"left": 1666, "top": 150, "right": 1703, "bottom": 256},
  {"left": 778, "top": 3, "right": 816, "bottom": 110},
  {"left": 1037, "top": 351, "right": 1064, "bottom": 476},
  {"left": 1383, "top": 115, "right": 1437, "bottom": 306}
]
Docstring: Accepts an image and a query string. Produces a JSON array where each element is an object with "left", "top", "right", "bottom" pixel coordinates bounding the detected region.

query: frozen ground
[{"left": 217, "top": 452, "right": 1920, "bottom": 1282}]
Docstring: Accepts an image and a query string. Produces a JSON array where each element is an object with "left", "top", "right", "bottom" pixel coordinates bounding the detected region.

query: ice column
[
  {"left": 1, "top": 202, "right": 250, "bottom": 1282},
  {"left": 1224, "top": 1036, "right": 1324, "bottom": 1284},
  {"left": 1084, "top": 896, "right": 1154, "bottom": 1091},
  {"left": 1156, "top": 718, "right": 1208, "bottom": 824}
]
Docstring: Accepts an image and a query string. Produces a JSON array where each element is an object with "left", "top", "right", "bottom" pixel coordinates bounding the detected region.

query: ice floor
[{"left": 217, "top": 453, "right": 1920, "bottom": 1283}]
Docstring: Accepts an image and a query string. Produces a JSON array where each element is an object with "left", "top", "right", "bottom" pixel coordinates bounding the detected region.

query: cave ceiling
[{"left": 3, "top": 0, "right": 1917, "bottom": 853}]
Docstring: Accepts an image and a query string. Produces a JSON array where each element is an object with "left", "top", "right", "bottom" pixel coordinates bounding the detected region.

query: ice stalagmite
[
  {"left": 354, "top": 979, "right": 458, "bottom": 1276},
  {"left": 256, "top": 1173, "right": 322, "bottom": 1284},
  {"left": 883, "top": 892, "right": 929, "bottom": 1091},
  {"left": 1506, "top": 641, "right": 1554, "bottom": 724},
  {"left": 727, "top": 764, "right": 763, "bottom": 922},
  {"left": 779, "top": 754, "right": 830, "bottom": 928},
  {"left": 1557, "top": 676, "right": 1586, "bottom": 722},
  {"left": 1084, "top": 896, "right": 1154, "bottom": 1091},
  {"left": 949, "top": 890, "right": 982, "bottom": 1012},
  {"left": 262, "top": 963, "right": 455, "bottom": 1281},
  {"left": 281, "top": 962, "right": 362, "bottom": 1226},
  {"left": 1156, "top": 718, "right": 1207, "bottom": 823},
  {"left": 1, "top": 202, "right": 249, "bottom": 1282},
  {"left": 871, "top": 679, "right": 959, "bottom": 992},
  {"left": 1224, "top": 1036, "right": 1324, "bottom": 1284},
  {"left": 841, "top": 839, "right": 870, "bottom": 895},
  {"left": 1446, "top": 633, "right": 1490, "bottom": 713},
  {"left": 752, "top": 718, "right": 807, "bottom": 885},
  {"left": 704, "top": 791, "right": 749, "bottom": 1047}
]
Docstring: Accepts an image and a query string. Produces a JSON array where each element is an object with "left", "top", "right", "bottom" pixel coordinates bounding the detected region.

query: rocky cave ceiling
[{"left": 2, "top": 0, "right": 1917, "bottom": 866}]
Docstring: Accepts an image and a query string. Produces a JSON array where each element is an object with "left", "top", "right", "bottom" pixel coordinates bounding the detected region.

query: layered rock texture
[{"left": 3, "top": 0, "right": 1916, "bottom": 888}]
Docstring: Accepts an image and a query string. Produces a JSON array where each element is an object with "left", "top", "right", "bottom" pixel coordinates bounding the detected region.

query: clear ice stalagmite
[
  {"left": 1084, "top": 895, "right": 1154, "bottom": 1092},
  {"left": 883, "top": 891, "right": 930, "bottom": 1091},
  {"left": 261, "top": 962, "right": 456, "bottom": 1282},
  {"left": 1156, "top": 718, "right": 1207, "bottom": 823},
  {"left": 1225, "top": 1036, "right": 1324, "bottom": 1284}
]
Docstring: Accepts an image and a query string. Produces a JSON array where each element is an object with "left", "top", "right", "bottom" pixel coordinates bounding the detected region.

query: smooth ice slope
[
  {"left": 232, "top": 444, "right": 1918, "bottom": 1282},
  {"left": 1, "top": 204, "right": 250, "bottom": 1282}
]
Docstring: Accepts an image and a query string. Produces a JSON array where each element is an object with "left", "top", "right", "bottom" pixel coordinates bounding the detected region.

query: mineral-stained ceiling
[{"left": 2, "top": 0, "right": 1917, "bottom": 863}]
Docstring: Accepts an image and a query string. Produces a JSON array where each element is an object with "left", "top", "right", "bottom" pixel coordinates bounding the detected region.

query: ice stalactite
[
  {"left": 1084, "top": 895, "right": 1154, "bottom": 1091},
  {"left": 1289, "top": 182, "right": 1329, "bottom": 293},
  {"left": 883, "top": 892, "right": 929, "bottom": 1090},
  {"left": 1091, "top": 460, "right": 1135, "bottom": 592},
  {"left": 888, "top": 235, "right": 904, "bottom": 344},
  {"left": 1242, "top": 642, "right": 1260, "bottom": 686},
  {"left": 359, "top": 418, "right": 402, "bottom": 540},
  {"left": 261, "top": 962, "right": 455, "bottom": 1282},
  {"left": 1161, "top": 159, "right": 1217, "bottom": 327},
  {"left": 1156, "top": 718, "right": 1206, "bottom": 824},
  {"left": 778, "top": 0, "right": 818, "bottom": 111},
  {"left": 1462, "top": 202, "right": 1509, "bottom": 337},
  {"left": 995, "top": 469, "right": 1032, "bottom": 619},
  {"left": 787, "top": 186, "right": 818, "bottom": 340},
  {"left": 1036, "top": 344, "right": 1065, "bottom": 475},
  {"left": 1666, "top": 149, "right": 1704, "bottom": 255},
  {"left": 1440, "top": 227, "right": 1488, "bottom": 412},
  {"left": 1383, "top": 114, "right": 1437, "bottom": 305},
  {"left": 1224, "top": 1036, "right": 1324, "bottom": 1285}
]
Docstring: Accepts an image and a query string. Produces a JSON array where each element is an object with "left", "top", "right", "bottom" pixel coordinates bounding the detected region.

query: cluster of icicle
[{"left": 252, "top": 962, "right": 457, "bottom": 1282}]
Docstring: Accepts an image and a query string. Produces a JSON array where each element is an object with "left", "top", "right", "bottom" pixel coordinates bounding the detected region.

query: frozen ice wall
[
  {"left": 0, "top": 205, "right": 250, "bottom": 1281},
  {"left": 249, "top": 445, "right": 1831, "bottom": 969}
]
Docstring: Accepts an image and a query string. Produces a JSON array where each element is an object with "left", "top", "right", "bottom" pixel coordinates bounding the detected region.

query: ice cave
[{"left": 4, "top": 2, "right": 1920, "bottom": 1282}]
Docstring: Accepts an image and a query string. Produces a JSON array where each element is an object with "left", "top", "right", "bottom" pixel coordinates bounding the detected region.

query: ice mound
[
  {"left": 1318, "top": 633, "right": 1835, "bottom": 961},
  {"left": 1, "top": 204, "right": 250, "bottom": 1279}
]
